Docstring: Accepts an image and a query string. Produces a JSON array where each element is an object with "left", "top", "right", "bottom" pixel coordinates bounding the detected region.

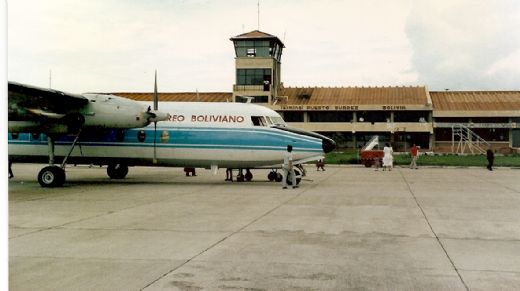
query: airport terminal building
[{"left": 117, "top": 30, "right": 520, "bottom": 153}]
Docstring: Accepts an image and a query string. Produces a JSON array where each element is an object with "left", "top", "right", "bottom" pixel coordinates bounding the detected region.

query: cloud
[
  {"left": 9, "top": 0, "right": 517, "bottom": 93},
  {"left": 406, "top": 0, "right": 520, "bottom": 90}
]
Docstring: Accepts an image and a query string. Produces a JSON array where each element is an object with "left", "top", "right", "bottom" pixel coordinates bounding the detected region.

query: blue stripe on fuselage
[{"left": 8, "top": 127, "right": 323, "bottom": 152}]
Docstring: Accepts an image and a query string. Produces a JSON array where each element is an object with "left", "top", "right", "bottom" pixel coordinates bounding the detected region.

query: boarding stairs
[
  {"left": 451, "top": 124, "right": 490, "bottom": 154},
  {"left": 362, "top": 135, "right": 379, "bottom": 151}
]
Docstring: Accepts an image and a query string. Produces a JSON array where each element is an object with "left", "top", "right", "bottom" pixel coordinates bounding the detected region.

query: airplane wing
[
  {"left": 8, "top": 81, "right": 168, "bottom": 134},
  {"left": 8, "top": 81, "right": 89, "bottom": 121}
]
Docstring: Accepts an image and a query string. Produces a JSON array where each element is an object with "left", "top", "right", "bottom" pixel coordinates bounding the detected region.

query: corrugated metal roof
[
  {"left": 277, "top": 86, "right": 428, "bottom": 105},
  {"left": 431, "top": 91, "right": 520, "bottom": 111},
  {"left": 113, "top": 92, "right": 232, "bottom": 103}
]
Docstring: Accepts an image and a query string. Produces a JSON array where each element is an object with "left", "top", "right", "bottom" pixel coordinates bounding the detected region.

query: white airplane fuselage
[{"left": 8, "top": 102, "right": 335, "bottom": 169}]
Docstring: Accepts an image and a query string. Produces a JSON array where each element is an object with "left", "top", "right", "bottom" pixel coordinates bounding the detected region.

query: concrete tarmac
[{"left": 8, "top": 163, "right": 520, "bottom": 290}]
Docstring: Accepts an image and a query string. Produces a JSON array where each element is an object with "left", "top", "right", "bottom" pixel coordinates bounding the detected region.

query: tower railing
[{"left": 451, "top": 123, "right": 490, "bottom": 154}]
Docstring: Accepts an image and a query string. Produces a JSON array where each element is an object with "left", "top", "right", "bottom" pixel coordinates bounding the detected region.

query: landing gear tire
[
  {"left": 286, "top": 169, "right": 302, "bottom": 186},
  {"left": 107, "top": 163, "right": 129, "bottom": 179},
  {"left": 274, "top": 172, "right": 283, "bottom": 182},
  {"left": 267, "top": 171, "right": 277, "bottom": 181},
  {"left": 245, "top": 169, "right": 253, "bottom": 182},
  {"left": 38, "top": 166, "right": 65, "bottom": 188}
]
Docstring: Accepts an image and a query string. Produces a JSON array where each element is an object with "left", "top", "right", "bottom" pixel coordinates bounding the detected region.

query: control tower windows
[
  {"left": 233, "top": 40, "right": 282, "bottom": 60},
  {"left": 235, "top": 95, "right": 268, "bottom": 103},
  {"left": 237, "top": 69, "right": 272, "bottom": 86}
]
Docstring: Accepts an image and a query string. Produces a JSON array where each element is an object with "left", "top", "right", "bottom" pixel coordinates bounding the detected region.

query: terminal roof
[
  {"left": 112, "top": 92, "right": 232, "bottom": 103},
  {"left": 431, "top": 91, "right": 520, "bottom": 111},
  {"left": 277, "top": 86, "right": 429, "bottom": 106}
]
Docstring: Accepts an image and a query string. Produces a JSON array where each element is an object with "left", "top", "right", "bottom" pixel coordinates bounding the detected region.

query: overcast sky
[{"left": 7, "top": 0, "right": 520, "bottom": 93}]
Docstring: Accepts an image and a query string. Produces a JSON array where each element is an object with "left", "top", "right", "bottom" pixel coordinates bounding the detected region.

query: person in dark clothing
[
  {"left": 8, "top": 160, "right": 14, "bottom": 179},
  {"left": 225, "top": 168, "right": 233, "bottom": 181},
  {"left": 184, "top": 167, "right": 196, "bottom": 176},
  {"left": 486, "top": 148, "right": 494, "bottom": 171}
]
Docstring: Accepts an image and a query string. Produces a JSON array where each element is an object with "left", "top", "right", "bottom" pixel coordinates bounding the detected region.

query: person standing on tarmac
[
  {"left": 410, "top": 143, "right": 419, "bottom": 169},
  {"left": 486, "top": 148, "right": 494, "bottom": 171},
  {"left": 382, "top": 143, "right": 394, "bottom": 171},
  {"left": 282, "top": 145, "right": 298, "bottom": 189}
]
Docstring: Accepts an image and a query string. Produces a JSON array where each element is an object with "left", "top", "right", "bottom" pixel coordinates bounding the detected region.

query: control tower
[{"left": 230, "top": 30, "right": 285, "bottom": 103}]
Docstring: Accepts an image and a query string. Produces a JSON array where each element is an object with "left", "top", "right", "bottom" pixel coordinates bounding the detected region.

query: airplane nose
[{"left": 322, "top": 137, "right": 336, "bottom": 153}]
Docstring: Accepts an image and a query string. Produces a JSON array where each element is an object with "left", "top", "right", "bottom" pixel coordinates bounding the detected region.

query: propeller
[{"left": 153, "top": 70, "right": 158, "bottom": 164}]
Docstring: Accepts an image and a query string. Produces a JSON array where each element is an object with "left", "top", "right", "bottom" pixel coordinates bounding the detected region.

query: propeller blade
[
  {"left": 153, "top": 70, "right": 158, "bottom": 111},
  {"left": 153, "top": 70, "right": 158, "bottom": 164},
  {"left": 153, "top": 121, "right": 157, "bottom": 164}
]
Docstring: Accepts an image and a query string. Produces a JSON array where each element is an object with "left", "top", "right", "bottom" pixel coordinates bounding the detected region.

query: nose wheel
[{"left": 107, "top": 163, "right": 129, "bottom": 179}]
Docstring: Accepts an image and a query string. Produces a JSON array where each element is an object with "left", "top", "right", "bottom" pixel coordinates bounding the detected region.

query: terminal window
[
  {"left": 282, "top": 112, "right": 304, "bottom": 122},
  {"left": 309, "top": 111, "right": 353, "bottom": 122},
  {"left": 394, "top": 111, "right": 429, "bottom": 122}
]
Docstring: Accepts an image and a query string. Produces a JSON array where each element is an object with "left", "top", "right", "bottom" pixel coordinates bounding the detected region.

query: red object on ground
[{"left": 360, "top": 150, "right": 384, "bottom": 167}]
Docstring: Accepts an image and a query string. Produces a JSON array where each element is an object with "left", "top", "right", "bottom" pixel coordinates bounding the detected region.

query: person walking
[
  {"left": 282, "top": 145, "right": 297, "bottom": 189},
  {"left": 486, "top": 148, "right": 494, "bottom": 171},
  {"left": 410, "top": 143, "right": 419, "bottom": 169},
  {"left": 316, "top": 159, "right": 325, "bottom": 171},
  {"left": 382, "top": 143, "right": 394, "bottom": 171}
]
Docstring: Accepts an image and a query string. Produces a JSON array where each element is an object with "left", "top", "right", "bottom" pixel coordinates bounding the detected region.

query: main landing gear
[
  {"left": 236, "top": 169, "right": 253, "bottom": 182},
  {"left": 37, "top": 133, "right": 130, "bottom": 187},
  {"left": 38, "top": 165, "right": 66, "bottom": 188},
  {"left": 267, "top": 167, "right": 303, "bottom": 185},
  {"left": 38, "top": 132, "right": 82, "bottom": 188}
]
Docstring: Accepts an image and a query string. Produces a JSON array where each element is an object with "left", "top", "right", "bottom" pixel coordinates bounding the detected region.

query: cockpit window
[
  {"left": 251, "top": 116, "right": 267, "bottom": 126},
  {"left": 269, "top": 116, "right": 286, "bottom": 127}
]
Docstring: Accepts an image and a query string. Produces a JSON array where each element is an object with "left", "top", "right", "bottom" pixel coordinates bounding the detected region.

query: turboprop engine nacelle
[{"left": 80, "top": 94, "right": 169, "bottom": 129}]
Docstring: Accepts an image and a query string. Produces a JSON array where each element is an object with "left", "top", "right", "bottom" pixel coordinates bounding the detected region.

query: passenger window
[
  {"left": 137, "top": 130, "right": 146, "bottom": 142},
  {"left": 160, "top": 130, "right": 170, "bottom": 143},
  {"left": 116, "top": 130, "right": 125, "bottom": 142},
  {"left": 251, "top": 116, "right": 267, "bottom": 126},
  {"left": 11, "top": 133, "right": 19, "bottom": 140}
]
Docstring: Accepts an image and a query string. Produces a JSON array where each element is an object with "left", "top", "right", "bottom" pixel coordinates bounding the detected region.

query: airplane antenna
[
  {"left": 257, "top": 0, "right": 260, "bottom": 30},
  {"left": 49, "top": 69, "right": 52, "bottom": 89},
  {"left": 153, "top": 70, "right": 158, "bottom": 111}
]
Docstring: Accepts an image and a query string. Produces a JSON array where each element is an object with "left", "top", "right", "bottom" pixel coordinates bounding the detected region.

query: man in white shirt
[{"left": 282, "top": 145, "right": 298, "bottom": 189}]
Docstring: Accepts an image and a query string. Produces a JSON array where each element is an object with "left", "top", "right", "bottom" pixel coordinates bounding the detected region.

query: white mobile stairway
[{"left": 451, "top": 124, "right": 490, "bottom": 154}]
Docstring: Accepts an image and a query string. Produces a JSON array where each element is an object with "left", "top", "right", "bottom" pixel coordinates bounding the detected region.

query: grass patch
[{"left": 323, "top": 151, "right": 520, "bottom": 167}]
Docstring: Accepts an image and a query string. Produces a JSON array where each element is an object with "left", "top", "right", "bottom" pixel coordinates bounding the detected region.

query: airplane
[{"left": 8, "top": 80, "right": 336, "bottom": 187}]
